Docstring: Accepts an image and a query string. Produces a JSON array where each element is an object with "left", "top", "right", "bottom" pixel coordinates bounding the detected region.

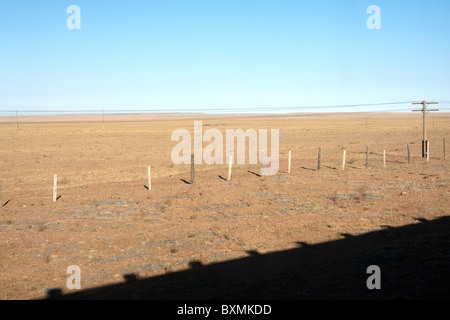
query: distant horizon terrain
[{"left": 1, "top": 111, "right": 449, "bottom": 125}]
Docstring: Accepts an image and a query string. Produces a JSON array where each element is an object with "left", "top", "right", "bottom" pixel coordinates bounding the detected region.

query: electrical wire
[{"left": 0, "top": 101, "right": 415, "bottom": 114}]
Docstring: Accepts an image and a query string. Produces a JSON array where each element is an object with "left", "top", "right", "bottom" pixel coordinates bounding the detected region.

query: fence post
[
  {"left": 228, "top": 156, "right": 233, "bottom": 181},
  {"left": 288, "top": 150, "right": 291, "bottom": 174},
  {"left": 53, "top": 174, "right": 57, "bottom": 202},
  {"left": 427, "top": 141, "right": 430, "bottom": 162},
  {"left": 190, "top": 154, "right": 195, "bottom": 184},
  {"left": 342, "top": 150, "right": 346, "bottom": 171},
  {"left": 148, "top": 166, "right": 151, "bottom": 191},
  {"left": 383, "top": 150, "right": 386, "bottom": 168},
  {"left": 317, "top": 147, "right": 322, "bottom": 171},
  {"left": 260, "top": 150, "right": 266, "bottom": 177},
  {"left": 365, "top": 145, "right": 370, "bottom": 169},
  {"left": 444, "top": 138, "right": 446, "bottom": 160},
  {"left": 407, "top": 144, "right": 411, "bottom": 164}
]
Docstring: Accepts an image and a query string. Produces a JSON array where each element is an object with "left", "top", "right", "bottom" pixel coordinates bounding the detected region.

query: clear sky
[{"left": 0, "top": 0, "right": 449, "bottom": 113}]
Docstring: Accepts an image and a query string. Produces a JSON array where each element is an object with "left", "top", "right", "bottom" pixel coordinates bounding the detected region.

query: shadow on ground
[{"left": 43, "top": 216, "right": 450, "bottom": 300}]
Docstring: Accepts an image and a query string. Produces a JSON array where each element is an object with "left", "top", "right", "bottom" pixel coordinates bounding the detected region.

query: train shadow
[{"left": 42, "top": 216, "right": 450, "bottom": 300}]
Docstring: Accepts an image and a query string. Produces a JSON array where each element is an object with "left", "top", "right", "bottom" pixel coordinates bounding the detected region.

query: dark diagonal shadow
[
  {"left": 2, "top": 199, "right": 12, "bottom": 207},
  {"left": 248, "top": 170, "right": 262, "bottom": 178},
  {"left": 300, "top": 167, "right": 316, "bottom": 172},
  {"left": 218, "top": 175, "right": 227, "bottom": 181},
  {"left": 180, "top": 179, "right": 191, "bottom": 185}
]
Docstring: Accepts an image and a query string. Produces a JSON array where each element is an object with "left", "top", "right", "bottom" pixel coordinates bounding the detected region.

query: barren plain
[{"left": 0, "top": 113, "right": 449, "bottom": 299}]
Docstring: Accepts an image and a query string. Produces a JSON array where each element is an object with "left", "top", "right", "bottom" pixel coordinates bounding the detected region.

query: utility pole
[
  {"left": 412, "top": 101, "right": 439, "bottom": 158},
  {"left": 16, "top": 111, "right": 20, "bottom": 130}
]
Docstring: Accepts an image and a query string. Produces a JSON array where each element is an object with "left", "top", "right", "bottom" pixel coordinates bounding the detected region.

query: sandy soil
[{"left": 0, "top": 113, "right": 449, "bottom": 299}]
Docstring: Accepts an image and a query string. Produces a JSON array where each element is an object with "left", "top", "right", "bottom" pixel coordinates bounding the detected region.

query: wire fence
[{"left": 0, "top": 103, "right": 448, "bottom": 204}]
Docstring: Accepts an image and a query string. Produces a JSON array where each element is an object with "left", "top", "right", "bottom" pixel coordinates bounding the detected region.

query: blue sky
[{"left": 0, "top": 0, "right": 449, "bottom": 113}]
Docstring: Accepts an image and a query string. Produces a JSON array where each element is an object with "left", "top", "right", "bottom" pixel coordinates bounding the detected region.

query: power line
[
  {"left": 0, "top": 101, "right": 414, "bottom": 114},
  {"left": 373, "top": 108, "right": 412, "bottom": 112}
]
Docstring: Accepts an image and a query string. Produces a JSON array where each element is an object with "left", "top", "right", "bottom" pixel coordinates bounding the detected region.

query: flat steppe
[{"left": 0, "top": 113, "right": 449, "bottom": 299}]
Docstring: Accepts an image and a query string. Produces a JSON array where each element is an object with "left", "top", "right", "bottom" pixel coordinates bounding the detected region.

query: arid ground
[{"left": 0, "top": 113, "right": 449, "bottom": 299}]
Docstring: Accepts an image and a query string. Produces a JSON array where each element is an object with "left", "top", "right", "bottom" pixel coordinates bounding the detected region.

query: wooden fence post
[
  {"left": 427, "top": 141, "right": 430, "bottom": 162},
  {"left": 383, "top": 150, "right": 386, "bottom": 168},
  {"left": 407, "top": 144, "right": 411, "bottom": 164},
  {"left": 190, "top": 154, "right": 195, "bottom": 184},
  {"left": 366, "top": 145, "right": 370, "bottom": 169},
  {"left": 288, "top": 150, "right": 291, "bottom": 174},
  {"left": 148, "top": 166, "right": 151, "bottom": 191},
  {"left": 228, "top": 156, "right": 233, "bottom": 181},
  {"left": 342, "top": 150, "right": 346, "bottom": 171},
  {"left": 53, "top": 174, "right": 57, "bottom": 202},
  {"left": 260, "top": 150, "right": 266, "bottom": 177},
  {"left": 444, "top": 138, "right": 446, "bottom": 160},
  {"left": 317, "top": 147, "right": 322, "bottom": 171}
]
